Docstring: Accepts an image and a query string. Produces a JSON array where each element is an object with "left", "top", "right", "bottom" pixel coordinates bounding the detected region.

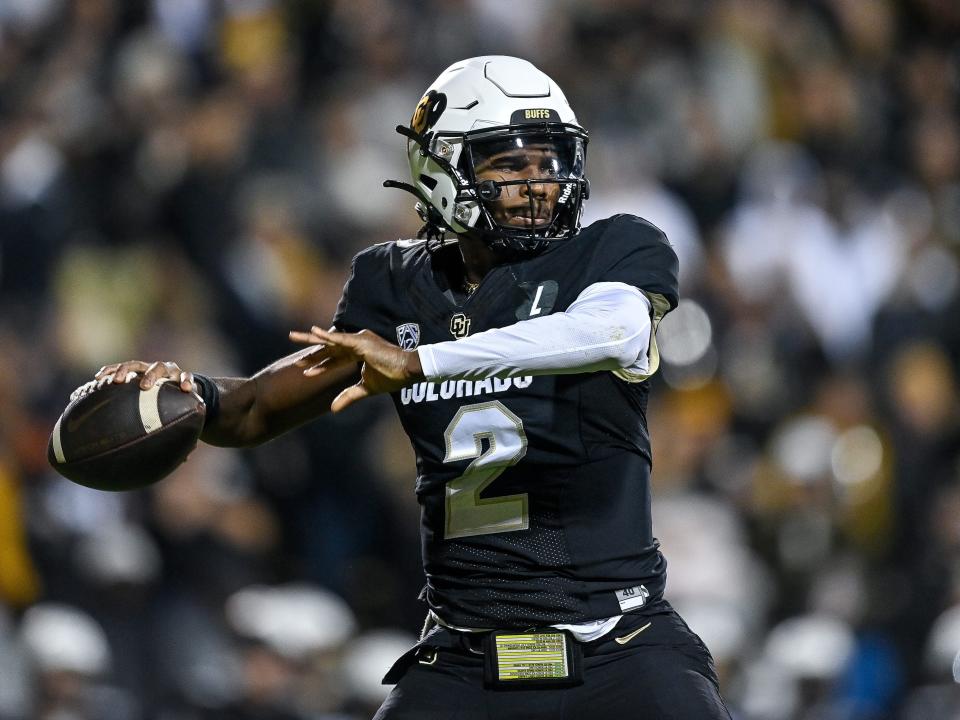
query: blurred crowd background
[{"left": 1, "top": 0, "right": 959, "bottom": 718}]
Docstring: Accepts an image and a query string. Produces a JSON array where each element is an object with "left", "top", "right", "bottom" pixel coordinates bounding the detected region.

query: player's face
[{"left": 473, "top": 145, "right": 563, "bottom": 228}]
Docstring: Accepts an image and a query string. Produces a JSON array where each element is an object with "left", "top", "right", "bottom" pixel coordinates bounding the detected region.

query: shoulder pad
[{"left": 585, "top": 214, "right": 679, "bottom": 311}]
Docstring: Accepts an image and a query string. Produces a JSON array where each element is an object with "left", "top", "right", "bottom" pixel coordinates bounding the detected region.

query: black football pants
[{"left": 374, "top": 602, "right": 732, "bottom": 719}]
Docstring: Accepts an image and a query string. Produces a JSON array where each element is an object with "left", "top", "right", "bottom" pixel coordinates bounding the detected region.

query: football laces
[{"left": 69, "top": 372, "right": 138, "bottom": 402}]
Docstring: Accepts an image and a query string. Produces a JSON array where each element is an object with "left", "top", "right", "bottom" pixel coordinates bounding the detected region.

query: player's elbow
[
  {"left": 569, "top": 293, "right": 651, "bottom": 369},
  {"left": 606, "top": 329, "right": 647, "bottom": 368},
  {"left": 594, "top": 314, "right": 651, "bottom": 369}
]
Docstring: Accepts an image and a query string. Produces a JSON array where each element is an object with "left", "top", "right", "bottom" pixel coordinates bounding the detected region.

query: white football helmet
[{"left": 386, "top": 56, "right": 589, "bottom": 255}]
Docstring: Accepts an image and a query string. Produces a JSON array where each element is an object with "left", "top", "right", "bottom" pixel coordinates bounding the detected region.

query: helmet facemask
[{"left": 462, "top": 126, "right": 588, "bottom": 256}]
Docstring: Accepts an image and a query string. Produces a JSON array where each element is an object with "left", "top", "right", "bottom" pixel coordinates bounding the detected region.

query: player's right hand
[
  {"left": 288, "top": 326, "right": 424, "bottom": 412},
  {"left": 94, "top": 361, "right": 195, "bottom": 393}
]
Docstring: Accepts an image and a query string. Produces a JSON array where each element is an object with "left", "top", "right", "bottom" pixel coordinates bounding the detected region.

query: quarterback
[{"left": 98, "top": 57, "right": 731, "bottom": 718}]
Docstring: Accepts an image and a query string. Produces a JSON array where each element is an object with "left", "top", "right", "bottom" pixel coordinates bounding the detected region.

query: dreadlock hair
[{"left": 415, "top": 201, "right": 450, "bottom": 255}]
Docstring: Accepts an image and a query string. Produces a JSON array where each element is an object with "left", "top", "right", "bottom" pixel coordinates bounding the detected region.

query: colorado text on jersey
[{"left": 400, "top": 376, "right": 533, "bottom": 405}]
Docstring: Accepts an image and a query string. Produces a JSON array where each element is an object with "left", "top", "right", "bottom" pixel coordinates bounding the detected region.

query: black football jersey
[{"left": 333, "top": 214, "right": 679, "bottom": 628}]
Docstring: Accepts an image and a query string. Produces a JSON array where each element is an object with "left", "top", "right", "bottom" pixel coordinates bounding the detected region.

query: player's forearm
[
  {"left": 200, "top": 349, "right": 358, "bottom": 447},
  {"left": 416, "top": 282, "right": 652, "bottom": 381}
]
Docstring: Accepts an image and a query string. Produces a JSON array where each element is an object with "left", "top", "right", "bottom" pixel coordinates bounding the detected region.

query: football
[{"left": 48, "top": 377, "right": 206, "bottom": 491}]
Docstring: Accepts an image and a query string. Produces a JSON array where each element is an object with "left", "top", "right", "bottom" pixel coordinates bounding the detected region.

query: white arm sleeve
[{"left": 417, "top": 282, "right": 652, "bottom": 381}]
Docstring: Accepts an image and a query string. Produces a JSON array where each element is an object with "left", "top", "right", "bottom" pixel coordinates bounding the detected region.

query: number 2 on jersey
[{"left": 443, "top": 400, "right": 529, "bottom": 539}]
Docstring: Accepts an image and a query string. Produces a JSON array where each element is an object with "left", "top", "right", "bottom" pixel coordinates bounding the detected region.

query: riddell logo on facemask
[{"left": 557, "top": 182, "right": 573, "bottom": 205}]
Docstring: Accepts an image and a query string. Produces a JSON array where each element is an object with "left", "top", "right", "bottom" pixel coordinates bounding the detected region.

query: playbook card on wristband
[{"left": 482, "top": 629, "right": 583, "bottom": 689}]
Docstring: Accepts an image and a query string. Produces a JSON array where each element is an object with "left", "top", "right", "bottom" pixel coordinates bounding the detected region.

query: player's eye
[
  {"left": 490, "top": 157, "right": 527, "bottom": 172},
  {"left": 540, "top": 159, "right": 560, "bottom": 175}
]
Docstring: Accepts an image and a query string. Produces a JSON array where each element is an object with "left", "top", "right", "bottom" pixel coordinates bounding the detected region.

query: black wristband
[{"left": 192, "top": 374, "right": 221, "bottom": 426}]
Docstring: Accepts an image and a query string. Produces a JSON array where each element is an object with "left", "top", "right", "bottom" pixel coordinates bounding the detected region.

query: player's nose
[{"left": 520, "top": 177, "right": 548, "bottom": 198}]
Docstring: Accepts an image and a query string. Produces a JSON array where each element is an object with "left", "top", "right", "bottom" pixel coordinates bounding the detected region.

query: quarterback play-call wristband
[{"left": 192, "top": 374, "right": 221, "bottom": 426}]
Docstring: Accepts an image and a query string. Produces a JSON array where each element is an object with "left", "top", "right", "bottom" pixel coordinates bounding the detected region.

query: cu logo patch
[
  {"left": 411, "top": 90, "right": 447, "bottom": 135},
  {"left": 396, "top": 323, "right": 420, "bottom": 350},
  {"left": 449, "top": 313, "right": 472, "bottom": 339}
]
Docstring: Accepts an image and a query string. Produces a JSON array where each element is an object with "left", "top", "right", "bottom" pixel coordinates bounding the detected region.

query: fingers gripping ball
[{"left": 48, "top": 376, "right": 206, "bottom": 491}]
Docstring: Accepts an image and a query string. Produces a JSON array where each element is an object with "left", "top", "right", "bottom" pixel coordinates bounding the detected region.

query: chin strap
[
  {"left": 394, "top": 124, "right": 466, "bottom": 182},
  {"left": 385, "top": 124, "right": 472, "bottom": 250},
  {"left": 382, "top": 179, "right": 452, "bottom": 249},
  {"left": 382, "top": 179, "right": 424, "bottom": 199},
  {"left": 394, "top": 124, "right": 430, "bottom": 152}
]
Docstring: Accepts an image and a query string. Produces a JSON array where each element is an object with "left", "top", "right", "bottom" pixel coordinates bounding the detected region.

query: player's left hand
[{"left": 289, "top": 326, "right": 424, "bottom": 412}]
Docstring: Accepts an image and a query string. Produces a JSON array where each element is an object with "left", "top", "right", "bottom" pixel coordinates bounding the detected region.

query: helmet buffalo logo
[
  {"left": 411, "top": 90, "right": 447, "bottom": 135},
  {"left": 396, "top": 323, "right": 421, "bottom": 350}
]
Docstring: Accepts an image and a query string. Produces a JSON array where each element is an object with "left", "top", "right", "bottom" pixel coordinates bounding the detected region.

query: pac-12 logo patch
[
  {"left": 396, "top": 323, "right": 420, "bottom": 350},
  {"left": 449, "top": 313, "right": 472, "bottom": 339}
]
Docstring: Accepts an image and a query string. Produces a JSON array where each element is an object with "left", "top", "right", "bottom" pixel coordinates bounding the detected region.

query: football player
[{"left": 98, "top": 56, "right": 731, "bottom": 718}]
